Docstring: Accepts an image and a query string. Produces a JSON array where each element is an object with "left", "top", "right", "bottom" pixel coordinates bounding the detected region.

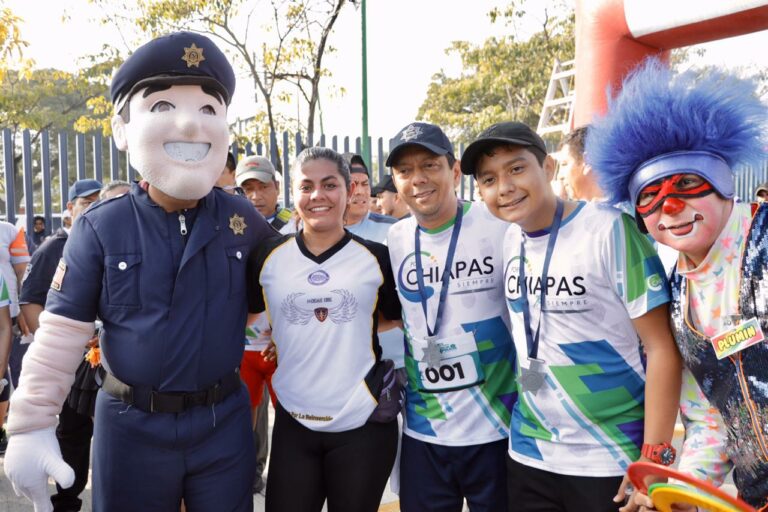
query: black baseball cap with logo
[
  {"left": 460, "top": 121, "right": 548, "bottom": 176},
  {"left": 385, "top": 122, "right": 454, "bottom": 167}
]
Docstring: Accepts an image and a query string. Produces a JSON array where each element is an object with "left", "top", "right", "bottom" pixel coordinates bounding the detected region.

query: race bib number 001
[{"left": 413, "top": 332, "right": 485, "bottom": 393}]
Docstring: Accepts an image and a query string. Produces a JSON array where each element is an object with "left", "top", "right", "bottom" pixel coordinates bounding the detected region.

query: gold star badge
[
  {"left": 229, "top": 213, "right": 247, "bottom": 235},
  {"left": 182, "top": 43, "right": 206, "bottom": 68}
]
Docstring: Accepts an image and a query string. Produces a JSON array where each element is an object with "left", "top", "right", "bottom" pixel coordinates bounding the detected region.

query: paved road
[
  {"left": 1, "top": 420, "right": 738, "bottom": 511},
  {"left": 0, "top": 402, "right": 401, "bottom": 512}
]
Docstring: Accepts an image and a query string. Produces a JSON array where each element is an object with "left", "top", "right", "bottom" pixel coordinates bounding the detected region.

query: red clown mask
[{"left": 636, "top": 174, "right": 715, "bottom": 218}]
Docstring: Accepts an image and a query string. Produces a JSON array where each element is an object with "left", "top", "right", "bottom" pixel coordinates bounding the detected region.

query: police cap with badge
[{"left": 111, "top": 31, "right": 236, "bottom": 112}]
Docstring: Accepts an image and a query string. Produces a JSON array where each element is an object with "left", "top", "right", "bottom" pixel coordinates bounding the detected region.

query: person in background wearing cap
[
  {"left": 375, "top": 175, "right": 410, "bottom": 220},
  {"left": 386, "top": 122, "right": 516, "bottom": 511},
  {"left": 4, "top": 32, "right": 274, "bottom": 512},
  {"left": 18, "top": 179, "right": 101, "bottom": 512},
  {"left": 216, "top": 151, "right": 239, "bottom": 194},
  {"left": 755, "top": 182, "right": 768, "bottom": 203},
  {"left": 343, "top": 153, "right": 397, "bottom": 241},
  {"left": 236, "top": 154, "right": 294, "bottom": 233},
  {"left": 235, "top": 154, "right": 293, "bottom": 495},
  {"left": 463, "top": 119, "right": 681, "bottom": 512},
  {"left": 369, "top": 181, "right": 384, "bottom": 214},
  {"left": 234, "top": 154, "right": 288, "bottom": 495},
  {"left": 588, "top": 60, "right": 768, "bottom": 511},
  {"left": 369, "top": 187, "right": 384, "bottom": 214}
]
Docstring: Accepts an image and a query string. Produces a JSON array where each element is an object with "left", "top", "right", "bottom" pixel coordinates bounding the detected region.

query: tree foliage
[
  {"left": 417, "top": 1, "right": 574, "bottom": 144},
  {"left": 0, "top": 4, "right": 28, "bottom": 80}
]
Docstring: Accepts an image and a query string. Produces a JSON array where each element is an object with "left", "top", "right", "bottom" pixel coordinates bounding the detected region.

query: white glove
[{"left": 4, "top": 426, "right": 75, "bottom": 512}]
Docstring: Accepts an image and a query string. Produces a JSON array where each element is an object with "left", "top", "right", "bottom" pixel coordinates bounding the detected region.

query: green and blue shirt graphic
[{"left": 503, "top": 202, "right": 669, "bottom": 476}]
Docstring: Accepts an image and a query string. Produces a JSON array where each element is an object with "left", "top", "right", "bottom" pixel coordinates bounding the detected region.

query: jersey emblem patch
[
  {"left": 307, "top": 270, "right": 330, "bottom": 286},
  {"left": 229, "top": 213, "right": 247, "bottom": 235},
  {"left": 281, "top": 290, "right": 357, "bottom": 325},
  {"left": 51, "top": 260, "right": 67, "bottom": 291}
]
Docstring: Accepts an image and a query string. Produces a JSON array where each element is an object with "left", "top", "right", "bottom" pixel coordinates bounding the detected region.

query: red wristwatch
[{"left": 641, "top": 442, "right": 676, "bottom": 466}]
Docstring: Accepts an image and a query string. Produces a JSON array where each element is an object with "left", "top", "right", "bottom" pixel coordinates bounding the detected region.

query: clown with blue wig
[{"left": 588, "top": 59, "right": 768, "bottom": 510}]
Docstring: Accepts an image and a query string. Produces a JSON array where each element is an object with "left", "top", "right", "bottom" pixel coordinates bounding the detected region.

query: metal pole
[{"left": 361, "top": 0, "right": 371, "bottom": 167}]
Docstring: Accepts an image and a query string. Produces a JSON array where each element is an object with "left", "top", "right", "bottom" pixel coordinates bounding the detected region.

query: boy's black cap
[
  {"left": 385, "top": 122, "right": 454, "bottom": 167},
  {"left": 111, "top": 31, "right": 236, "bottom": 112},
  {"left": 460, "top": 121, "right": 547, "bottom": 175}
]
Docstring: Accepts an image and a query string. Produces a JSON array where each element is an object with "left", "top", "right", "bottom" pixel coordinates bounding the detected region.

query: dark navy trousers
[
  {"left": 92, "top": 385, "right": 255, "bottom": 512},
  {"left": 399, "top": 434, "right": 508, "bottom": 512}
]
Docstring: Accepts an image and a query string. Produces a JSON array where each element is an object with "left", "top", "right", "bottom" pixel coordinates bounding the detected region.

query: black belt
[{"left": 102, "top": 369, "right": 242, "bottom": 413}]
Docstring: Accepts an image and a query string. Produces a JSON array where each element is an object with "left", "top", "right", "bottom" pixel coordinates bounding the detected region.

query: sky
[{"left": 6, "top": 0, "right": 768, "bottom": 145}]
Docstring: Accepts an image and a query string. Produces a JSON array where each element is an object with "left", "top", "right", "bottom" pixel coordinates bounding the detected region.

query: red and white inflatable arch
[{"left": 575, "top": 0, "right": 768, "bottom": 126}]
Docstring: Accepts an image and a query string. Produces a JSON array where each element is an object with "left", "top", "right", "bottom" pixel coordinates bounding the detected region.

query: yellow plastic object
[
  {"left": 628, "top": 462, "right": 755, "bottom": 512},
  {"left": 649, "top": 483, "right": 742, "bottom": 512}
]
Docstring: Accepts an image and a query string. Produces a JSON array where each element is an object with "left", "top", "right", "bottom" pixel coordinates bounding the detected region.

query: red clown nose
[{"left": 661, "top": 196, "right": 686, "bottom": 215}]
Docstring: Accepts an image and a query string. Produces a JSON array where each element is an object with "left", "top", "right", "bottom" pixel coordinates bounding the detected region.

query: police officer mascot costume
[{"left": 4, "top": 32, "right": 274, "bottom": 511}]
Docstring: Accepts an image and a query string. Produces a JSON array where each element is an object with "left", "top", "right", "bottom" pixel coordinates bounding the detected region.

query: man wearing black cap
[
  {"left": 463, "top": 121, "right": 680, "bottom": 512},
  {"left": 375, "top": 175, "right": 409, "bottom": 220},
  {"left": 342, "top": 152, "right": 396, "bottom": 242},
  {"left": 386, "top": 122, "right": 516, "bottom": 511},
  {"left": 4, "top": 32, "right": 274, "bottom": 512}
]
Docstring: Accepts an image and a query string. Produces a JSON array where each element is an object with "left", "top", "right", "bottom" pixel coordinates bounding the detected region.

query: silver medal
[
  {"left": 421, "top": 336, "right": 442, "bottom": 369},
  {"left": 518, "top": 358, "right": 547, "bottom": 395}
]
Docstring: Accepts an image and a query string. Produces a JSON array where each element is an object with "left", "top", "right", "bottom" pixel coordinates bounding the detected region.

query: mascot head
[
  {"left": 586, "top": 59, "right": 767, "bottom": 261},
  {"left": 110, "top": 31, "right": 236, "bottom": 200}
]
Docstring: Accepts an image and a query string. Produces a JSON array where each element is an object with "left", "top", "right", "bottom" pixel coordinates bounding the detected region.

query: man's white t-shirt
[{"left": 388, "top": 201, "right": 517, "bottom": 447}]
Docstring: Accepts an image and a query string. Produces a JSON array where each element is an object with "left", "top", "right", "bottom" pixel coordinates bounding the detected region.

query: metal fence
[
  {"left": 2, "top": 127, "right": 767, "bottom": 235},
  {"left": 0, "top": 128, "right": 484, "bottom": 234}
]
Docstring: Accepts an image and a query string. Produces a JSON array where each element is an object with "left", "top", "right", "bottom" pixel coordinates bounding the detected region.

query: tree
[
  {"left": 87, "top": 0, "right": 348, "bottom": 168},
  {"left": 0, "top": 5, "right": 113, "bottom": 214},
  {"left": 0, "top": 3, "right": 27, "bottom": 80},
  {"left": 417, "top": 1, "right": 574, "bottom": 144},
  {"left": 0, "top": 66, "right": 111, "bottom": 211}
]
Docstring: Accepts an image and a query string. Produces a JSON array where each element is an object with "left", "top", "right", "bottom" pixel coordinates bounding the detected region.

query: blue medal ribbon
[
  {"left": 414, "top": 202, "right": 464, "bottom": 339},
  {"left": 519, "top": 199, "right": 564, "bottom": 360}
]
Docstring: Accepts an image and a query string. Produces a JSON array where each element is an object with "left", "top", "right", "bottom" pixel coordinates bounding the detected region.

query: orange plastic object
[{"left": 627, "top": 461, "right": 755, "bottom": 512}]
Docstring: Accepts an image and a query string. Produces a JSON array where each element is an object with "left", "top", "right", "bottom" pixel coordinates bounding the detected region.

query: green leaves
[
  {"left": 0, "top": 67, "right": 109, "bottom": 134},
  {"left": 417, "top": 2, "right": 574, "bottom": 144}
]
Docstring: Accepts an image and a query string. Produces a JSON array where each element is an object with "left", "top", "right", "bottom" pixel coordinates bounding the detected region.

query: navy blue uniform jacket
[{"left": 46, "top": 183, "right": 275, "bottom": 392}]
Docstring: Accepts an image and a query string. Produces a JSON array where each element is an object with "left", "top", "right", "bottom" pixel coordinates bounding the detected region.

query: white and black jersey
[{"left": 247, "top": 231, "right": 401, "bottom": 432}]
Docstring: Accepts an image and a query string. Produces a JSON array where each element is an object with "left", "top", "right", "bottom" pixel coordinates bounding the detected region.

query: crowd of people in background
[{"left": 2, "top": 30, "right": 768, "bottom": 512}]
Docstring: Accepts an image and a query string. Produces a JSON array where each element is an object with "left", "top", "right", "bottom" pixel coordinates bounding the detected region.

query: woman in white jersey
[{"left": 247, "top": 147, "right": 402, "bottom": 512}]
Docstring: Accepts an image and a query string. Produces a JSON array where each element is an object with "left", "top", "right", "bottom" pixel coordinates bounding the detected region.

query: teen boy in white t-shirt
[{"left": 462, "top": 121, "right": 682, "bottom": 512}]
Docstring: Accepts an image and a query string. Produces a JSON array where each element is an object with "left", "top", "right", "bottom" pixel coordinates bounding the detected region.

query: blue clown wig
[{"left": 586, "top": 59, "right": 767, "bottom": 205}]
